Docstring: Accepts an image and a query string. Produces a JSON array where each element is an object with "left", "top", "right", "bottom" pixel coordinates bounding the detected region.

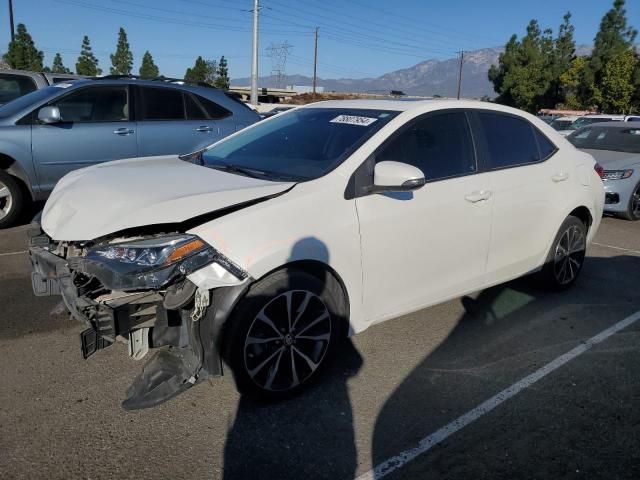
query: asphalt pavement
[{"left": 0, "top": 216, "right": 639, "bottom": 480}]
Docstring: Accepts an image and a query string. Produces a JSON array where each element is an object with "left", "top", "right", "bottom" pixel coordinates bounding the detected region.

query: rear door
[
  {"left": 31, "top": 85, "right": 137, "bottom": 192},
  {"left": 135, "top": 86, "right": 227, "bottom": 157},
  {"left": 470, "top": 110, "right": 564, "bottom": 282}
]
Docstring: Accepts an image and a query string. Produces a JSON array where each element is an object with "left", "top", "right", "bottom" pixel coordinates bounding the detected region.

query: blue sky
[{"left": 2, "top": 0, "right": 639, "bottom": 80}]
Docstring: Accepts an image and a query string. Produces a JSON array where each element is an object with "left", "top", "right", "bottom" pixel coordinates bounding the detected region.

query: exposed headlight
[
  {"left": 603, "top": 169, "right": 634, "bottom": 180},
  {"left": 82, "top": 234, "right": 247, "bottom": 291}
]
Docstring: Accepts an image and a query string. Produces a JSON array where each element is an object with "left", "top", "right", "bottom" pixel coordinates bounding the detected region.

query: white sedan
[{"left": 29, "top": 100, "right": 604, "bottom": 409}]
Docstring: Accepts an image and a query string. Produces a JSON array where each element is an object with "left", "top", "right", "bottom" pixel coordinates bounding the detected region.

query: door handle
[
  {"left": 113, "top": 128, "right": 134, "bottom": 135},
  {"left": 552, "top": 172, "right": 569, "bottom": 182},
  {"left": 464, "top": 190, "right": 492, "bottom": 203},
  {"left": 196, "top": 125, "right": 214, "bottom": 132}
]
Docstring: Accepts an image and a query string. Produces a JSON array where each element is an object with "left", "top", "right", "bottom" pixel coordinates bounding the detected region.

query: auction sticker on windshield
[{"left": 330, "top": 115, "right": 378, "bottom": 126}]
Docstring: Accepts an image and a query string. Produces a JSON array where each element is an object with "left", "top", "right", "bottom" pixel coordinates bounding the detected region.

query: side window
[
  {"left": 54, "top": 86, "right": 129, "bottom": 123},
  {"left": 377, "top": 111, "right": 476, "bottom": 181},
  {"left": 478, "top": 112, "right": 540, "bottom": 169},
  {"left": 185, "top": 94, "right": 208, "bottom": 120},
  {"left": 196, "top": 94, "right": 231, "bottom": 120},
  {"left": 535, "top": 130, "right": 557, "bottom": 160},
  {"left": 139, "top": 87, "right": 185, "bottom": 120}
]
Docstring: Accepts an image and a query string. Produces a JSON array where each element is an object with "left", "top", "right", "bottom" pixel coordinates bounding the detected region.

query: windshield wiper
[{"left": 208, "top": 164, "right": 269, "bottom": 179}]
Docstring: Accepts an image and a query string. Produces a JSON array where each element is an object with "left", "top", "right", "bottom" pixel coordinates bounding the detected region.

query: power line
[{"left": 266, "top": 41, "right": 292, "bottom": 88}]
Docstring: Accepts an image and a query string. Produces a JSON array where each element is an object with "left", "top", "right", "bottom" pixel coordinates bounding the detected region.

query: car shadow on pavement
[
  {"left": 369, "top": 254, "right": 640, "bottom": 479},
  {"left": 222, "top": 237, "right": 363, "bottom": 479}
]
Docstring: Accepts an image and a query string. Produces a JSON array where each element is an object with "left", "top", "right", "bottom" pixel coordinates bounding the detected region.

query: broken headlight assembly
[{"left": 82, "top": 234, "right": 247, "bottom": 291}]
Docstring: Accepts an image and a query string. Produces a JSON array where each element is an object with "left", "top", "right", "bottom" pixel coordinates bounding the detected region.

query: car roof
[
  {"left": 297, "top": 99, "right": 531, "bottom": 116},
  {"left": 580, "top": 121, "right": 633, "bottom": 129}
]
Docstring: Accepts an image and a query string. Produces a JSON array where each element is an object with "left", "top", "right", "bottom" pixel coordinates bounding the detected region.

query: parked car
[
  {"left": 29, "top": 100, "right": 604, "bottom": 409},
  {"left": 549, "top": 115, "right": 579, "bottom": 132},
  {"left": 0, "top": 76, "right": 260, "bottom": 228},
  {"left": 568, "top": 122, "right": 640, "bottom": 220},
  {"left": 557, "top": 114, "right": 624, "bottom": 136},
  {"left": 0, "top": 69, "right": 86, "bottom": 106},
  {"left": 259, "top": 105, "right": 296, "bottom": 119}
]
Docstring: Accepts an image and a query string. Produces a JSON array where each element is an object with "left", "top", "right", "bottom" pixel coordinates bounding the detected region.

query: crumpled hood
[
  {"left": 582, "top": 149, "right": 640, "bottom": 169},
  {"left": 42, "top": 155, "right": 294, "bottom": 241}
]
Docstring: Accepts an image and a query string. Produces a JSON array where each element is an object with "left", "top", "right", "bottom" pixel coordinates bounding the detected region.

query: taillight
[{"left": 594, "top": 163, "right": 604, "bottom": 179}]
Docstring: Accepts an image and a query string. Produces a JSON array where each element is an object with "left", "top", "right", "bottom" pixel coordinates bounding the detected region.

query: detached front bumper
[{"left": 27, "top": 224, "right": 251, "bottom": 409}]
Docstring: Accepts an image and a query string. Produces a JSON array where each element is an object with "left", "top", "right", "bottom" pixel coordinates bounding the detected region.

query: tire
[
  {"left": 534, "top": 215, "right": 587, "bottom": 291},
  {"left": 0, "top": 171, "right": 26, "bottom": 229},
  {"left": 620, "top": 181, "right": 640, "bottom": 221},
  {"left": 223, "top": 267, "right": 347, "bottom": 401}
]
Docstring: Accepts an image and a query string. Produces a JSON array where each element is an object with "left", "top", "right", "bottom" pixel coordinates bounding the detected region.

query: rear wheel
[
  {"left": 620, "top": 181, "right": 640, "bottom": 221},
  {"left": 0, "top": 171, "right": 25, "bottom": 229},
  {"left": 223, "top": 268, "right": 346, "bottom": 401},
  {"left": 535, "top": 215, "right": 587, "bottom": 291}
]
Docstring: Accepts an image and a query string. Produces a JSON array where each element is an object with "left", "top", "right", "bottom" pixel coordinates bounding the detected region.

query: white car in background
[
  {"left": 29, "top": 100, "right": 604, "bottom": 409},
  {"left": 558, "top": 114, "right": 625, "bottom": 136}
]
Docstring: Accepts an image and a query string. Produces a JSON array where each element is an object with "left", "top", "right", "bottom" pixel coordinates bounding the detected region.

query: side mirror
[
  {"left": 373, "top": 161, "right": 426, "bottom": 192},
  {"left": 37, "top": 106, "right": 62, "bottom": 124}
]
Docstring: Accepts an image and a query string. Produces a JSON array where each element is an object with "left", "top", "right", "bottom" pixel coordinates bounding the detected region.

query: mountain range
[{"left": 232, "top": 45, "right": 599, "bottom": 99}]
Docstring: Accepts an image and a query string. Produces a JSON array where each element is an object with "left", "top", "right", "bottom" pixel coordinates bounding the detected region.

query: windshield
[
  {"left": 568, "top": 126, "right": 640, "bottom": 153},
  {"left": 549, "top": 118, "right": 574, "bottom": 131},
  {"left": 0, "top": 85, "right": 61, "bottom": 119},
  {"left": 567, "top": 117, "right": 616, "bottom": 131},
  {"left": 201, "top": 107, "right": 399, "bottom": 181}
]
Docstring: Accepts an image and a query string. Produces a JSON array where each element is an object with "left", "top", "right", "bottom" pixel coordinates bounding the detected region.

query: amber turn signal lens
[{"left": 165, "top": 239, "right": 205, "bottom": 264}]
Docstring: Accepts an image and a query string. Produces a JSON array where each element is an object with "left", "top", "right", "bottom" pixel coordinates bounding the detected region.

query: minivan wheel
[
  {"left": 535, "top": 215, "right": 587, "bottom": 291},
  {"left": 0, "top": 171, "right": 25, "bottom": 229},
  {"left": 223, "top": 268, "right": 346, "bottom": 401},
  {"left": 621, "top": 181, "right": 640, "bottom": 221}
]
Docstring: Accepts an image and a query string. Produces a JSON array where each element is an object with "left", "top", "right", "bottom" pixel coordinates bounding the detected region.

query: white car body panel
[
  {"left": 41, "top": 155, "right": 293, "bottom": 240},
  {"left": 40, "top": 99, "right": 605, "bottom": 336}
]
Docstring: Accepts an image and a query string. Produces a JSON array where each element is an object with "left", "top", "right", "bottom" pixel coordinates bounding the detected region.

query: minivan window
[
  {"left": 197, "top": 95, "right": 231, "bottom": 119},
  {"left": 139, "top": 87, "right": 184, "bottom": 120},
  {"left": 0, "top": 74, "right": 38, "bottom": 105},
  {"left": 377, "top": 111, "right": 476, "bottom": 181},
  {"left": 478, "top": 112, "right": 540, "bottom": 169},
  {"left": 54, "top": 86, "right": 129, "bottom": 123}
]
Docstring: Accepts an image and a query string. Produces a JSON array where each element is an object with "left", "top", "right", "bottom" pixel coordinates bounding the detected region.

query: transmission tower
[{"left": 266, "top": 41, "right": 292, "bottom": 88}]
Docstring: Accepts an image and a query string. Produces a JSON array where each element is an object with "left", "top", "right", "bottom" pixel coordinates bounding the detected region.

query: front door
[
  {"left": 32, "top": 85, "right": 137, "bottom": 192},
  {"left": 355, "top": 110, "right": 492, "bottom": 323}
]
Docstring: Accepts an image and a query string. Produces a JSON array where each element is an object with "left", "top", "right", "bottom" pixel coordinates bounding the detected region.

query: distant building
[{"left": 286, "top": 85, "right": 325, "bottom": 94}]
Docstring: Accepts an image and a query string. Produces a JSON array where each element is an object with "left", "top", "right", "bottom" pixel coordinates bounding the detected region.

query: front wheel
[
  {"left": 534, "top": 215, "right": 587, "bottom": 291},
  {"left": 620, "top": 181, "right": 640, "bottom": 221},
  {"left": 0, "top": 171, "right": 26, "bottom": 229},
  {"left": 223, "top": 268, "right": 347, "bottom": 401}
]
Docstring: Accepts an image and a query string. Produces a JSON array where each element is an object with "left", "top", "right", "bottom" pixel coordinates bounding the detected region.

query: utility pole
[
  {"left": 8, "top": 0, "right": 15, "bottom": 42},
  {"left": 250, "top": 0, "right": 260, "bottom": 106},
  {"left": 456, "top": 50, "right": 465, "bottom": 100},
  {"left": 312, "top": 27, "right": 319, "bottom": 99}
]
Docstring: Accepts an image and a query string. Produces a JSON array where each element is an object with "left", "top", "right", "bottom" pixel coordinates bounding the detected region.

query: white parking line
[
  {"left": 592, "top": 242, "right": 640, "bottom": 256},
  {"left": 355, "top": 309, "right": 640, "bottom": 480},
  {"left": 0, "top": 250, "right": 27, "bottom": 257}
]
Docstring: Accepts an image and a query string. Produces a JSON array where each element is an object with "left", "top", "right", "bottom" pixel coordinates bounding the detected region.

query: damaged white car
[{"left": 29, "top": 100, "right": 604, "bottom": 409}]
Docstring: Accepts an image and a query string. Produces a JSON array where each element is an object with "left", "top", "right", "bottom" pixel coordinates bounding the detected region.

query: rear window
[
  {"left": 477, "top": 112, "right": 541, "bottom": 169},
  {"left": 568, "top": 126, "right": 640, "bottom": 154},
  {"left": 0, "top": 73, "right": 38, "bottom": 105}
]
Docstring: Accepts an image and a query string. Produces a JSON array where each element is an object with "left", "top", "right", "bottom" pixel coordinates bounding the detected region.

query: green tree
[
  {"left": 139, "top": 51, "right": 159, "bottom": 78},
  {"left": 559, "top": 56, "right": 588, "bottom": 109},
  {"left": 185, "top": 56, "right": 214, "bottom": 83},
  {"left": 488, "top": 20, "right": 555, "bottom": 112},
  {"left": 548, "top": 12, "right": 576, "bottom": 106},
  {"left": 585, "top": 0, "right": 638, "bottom": 108},
  {"left": 593, "top": 49, "right": 637, "bottom": 113},
  {"left": 205, "top": 59, "right": 218, "bottom": 85},
  {"left": 215, "top": 55, "right": 229, "bottom": 89},
  {"left": 51, "top": 53, "right": 72, "bottom": 74},
  {"left": 76, "top": 35, "right": 102, "bottom": 76},
  {"left": 110, "top": 27, "right": 133, "bottom": 75},
  {"left": 3, "top": 23, "right": 44, "bottom": 71}
]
